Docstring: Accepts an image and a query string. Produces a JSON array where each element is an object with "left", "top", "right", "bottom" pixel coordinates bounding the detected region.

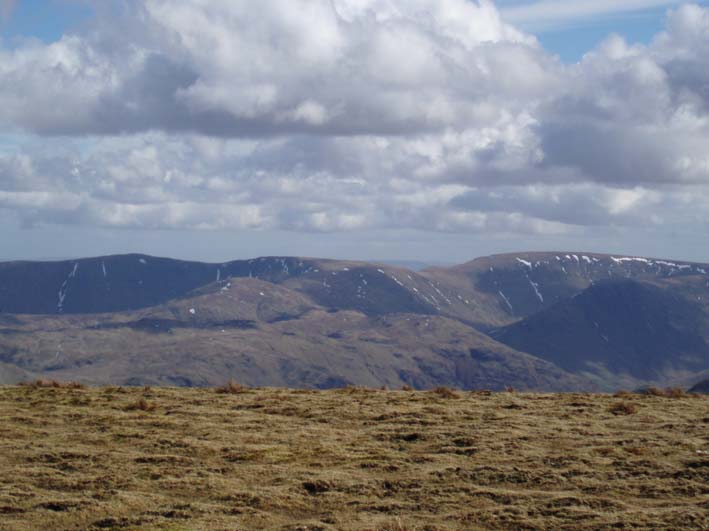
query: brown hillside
[{"left": 0, "top": 276, "right": 587, "bottom": 391}]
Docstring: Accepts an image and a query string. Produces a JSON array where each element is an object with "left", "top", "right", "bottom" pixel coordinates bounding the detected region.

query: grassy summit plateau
[{"left": 0, "top": 385, "right": 706, "bottom": 531}]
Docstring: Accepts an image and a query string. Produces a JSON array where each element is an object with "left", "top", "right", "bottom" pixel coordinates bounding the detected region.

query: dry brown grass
[
  {"left": 375, "top": 517, "right": 415, "bottom": 531},
  {"left": 608, "top": 401, "right": 638, "bottom": 415},
  {"left": 124, "top": 398, "right": 156, "bottom": 412},
  {"left": 664, "top": 387, "right": 688, "bottom": 398},
  {"left": 645, "top": 386, "right": 668, "bottom": 396},
  {"left": 0, "top": 386, "right": 706, "bottom": 531},
  {"left": 643, "top": 387, "right": 689, "bottom": 398},
  {"left": 214, "top": 379, "right": 247, "bottom": 394},
  {"left": 19, "top": 379, "right": 86, "bottom": 390},
  {"left": 430, "top": 386, "right": 460, "bottom": 399}
]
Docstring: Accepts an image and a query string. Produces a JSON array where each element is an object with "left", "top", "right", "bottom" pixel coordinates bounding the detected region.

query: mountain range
[{"left": 1, "top": 252, "right": 708, "bottom": 392}]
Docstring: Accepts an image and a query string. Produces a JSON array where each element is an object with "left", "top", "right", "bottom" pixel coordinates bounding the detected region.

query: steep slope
[
  {"left": 689, "top": 379, "right": 709, "bottom": 393},
  {"left": 0, "top": 277, "right": 591, "bottom": 391},
  {"left": 0, "top": 362, "right": 33, "bottom": 385},
  {"left": 492, "top": 279, "right": 709, "bottom": 389},
  {"left": 0, "top": 255, "right": 220, "bottom": 315},
  {"left": 423, "top": 252, "right": 709, "bottom": 327}
]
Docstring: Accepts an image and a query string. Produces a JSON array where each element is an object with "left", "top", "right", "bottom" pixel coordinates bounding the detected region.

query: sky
[{"left": 1, "top": 0, "right": 709, "bottom": 264}]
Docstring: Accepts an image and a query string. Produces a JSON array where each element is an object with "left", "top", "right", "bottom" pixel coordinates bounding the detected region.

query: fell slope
[
  {"left": 690, "top": 379, "right": 709, "bottom": 394},
  {"left": 492, "top": 279, "right": 709, "bottom": 389},
  {"left": 0, "top": 362, "right": 32, "bottom": 385},
  {"left": 0, "top": 277, "right": 589, "bottom": 391}
]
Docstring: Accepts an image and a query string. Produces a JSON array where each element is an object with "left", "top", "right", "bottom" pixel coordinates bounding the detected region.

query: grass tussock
[
  {"left": 431, "top": 386, "right": 460, "bottom": 399},
  {"left": 20, "top": 379, "right": 86, "bottom": 390},
  {"left": 124, "top": 398, "right": 156, "bottom": 412},
  {"left": 342, "top": 385, "right": 369, "bottom": 394},
  {"left": 215, "top": 380, "right": 248, "bottom": 394},
  {"left": 608, "top": 402, "right": 638, "bottom": 415},
  {"left": 624, "top": 446, "right": 646, "bottom": 456},
  {"left": 644, "top": 387, "right": 688, "bottom": 398},
  {"left": 103, "top": 386, "right": 127, "bottom": 394},
  {"left": 645, "top": 387, "right": 667, "bottom": 397},
  {"left": 376, "top": 518, "right": 415, "bottom": 531}
]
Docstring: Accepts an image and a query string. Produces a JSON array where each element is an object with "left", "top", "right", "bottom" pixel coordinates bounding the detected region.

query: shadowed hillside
[
  {"left": 492, "top": 279, "right": 709, "bottom": 388},
  {"left": 690, "top": 379, "right": 709, "bottom": 393}
]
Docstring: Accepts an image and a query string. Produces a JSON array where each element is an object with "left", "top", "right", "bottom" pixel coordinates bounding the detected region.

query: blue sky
[
  {"left": 534, "top": 8, "right": 686, "bottom": 62},
  {"left": 504, "top": 1, "right": 709, "bottom": 62},
  {"left": 500, "top": 0, "right": 708, "bottom": 62},
  {"left": 0, "top": 0, "right": 92, "bottom": 45}
]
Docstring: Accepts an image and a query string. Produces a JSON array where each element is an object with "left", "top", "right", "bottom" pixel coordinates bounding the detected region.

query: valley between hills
[{"left": 0, "top": 252, "right": 708, "bottom": 392}]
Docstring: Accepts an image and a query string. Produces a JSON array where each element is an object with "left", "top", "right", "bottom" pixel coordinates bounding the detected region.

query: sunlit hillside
[{"left": 0, "top": 384, "right": 706, "bottom": 530}]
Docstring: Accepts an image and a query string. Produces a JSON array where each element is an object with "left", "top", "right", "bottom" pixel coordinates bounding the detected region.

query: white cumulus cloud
[{"left": 0, "top": 1, "right": 707, "bottom": 239}]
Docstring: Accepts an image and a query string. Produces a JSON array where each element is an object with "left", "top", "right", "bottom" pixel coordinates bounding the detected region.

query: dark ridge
[
  {"left": 0, "top": 254, "right": 441, "bottom": 318},
  {"left": 493, "top": 279, "right": 709, "bottom": 382},
  {"left": 0, "top": 254, "right": 325, "bottom": 316}
]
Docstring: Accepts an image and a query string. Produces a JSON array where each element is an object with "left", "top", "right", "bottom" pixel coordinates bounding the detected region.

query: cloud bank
[{"left": 0, "top": 0, "right": 708, "bottom": 237}]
